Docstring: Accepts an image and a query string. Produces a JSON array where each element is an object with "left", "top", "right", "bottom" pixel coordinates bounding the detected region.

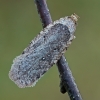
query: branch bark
[{"left": 34, "top": 0, "right": 82, "bottom": 100}]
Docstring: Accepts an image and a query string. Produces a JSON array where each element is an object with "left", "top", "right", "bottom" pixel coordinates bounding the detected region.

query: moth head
[{"left": 71, "top": 13, "right": 80, "bottom": 22}]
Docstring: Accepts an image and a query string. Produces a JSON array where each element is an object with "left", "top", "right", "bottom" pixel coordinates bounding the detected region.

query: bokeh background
[{"left": 0, "top": 0, "right": 100, "bottom": 100}]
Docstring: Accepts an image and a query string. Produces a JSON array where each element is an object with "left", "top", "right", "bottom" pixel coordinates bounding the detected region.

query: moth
[{"left": 9, "top": 14, "right": 79, "bottom": 88}]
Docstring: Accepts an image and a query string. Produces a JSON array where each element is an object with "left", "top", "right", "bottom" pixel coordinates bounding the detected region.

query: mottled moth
[{"left": 9, "top": 14, "right": 79, "bottom": 88}]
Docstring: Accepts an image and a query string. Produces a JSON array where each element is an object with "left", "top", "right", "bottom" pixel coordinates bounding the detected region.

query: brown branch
[{"left": 34, "top": 0, "right": 82, "bottom": 100}]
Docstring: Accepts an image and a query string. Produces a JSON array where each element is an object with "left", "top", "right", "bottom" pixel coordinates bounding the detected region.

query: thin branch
[
  {"left": 34, "top": 0, "right": 82, "bottom": 100},
  {"left": 57, "top": 56, "right": 82, "bottom": 100},
  {"left": 34, "top": 0, "right": 52, "bottom": 27}
]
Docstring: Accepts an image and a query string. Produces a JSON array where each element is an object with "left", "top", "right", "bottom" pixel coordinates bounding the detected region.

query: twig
[
  {"left": 34, "top": 0, "right": 52, "bottom": 27},
  {"left": 34, "top": 0, "right": 82, "bottom": 100},
  {"left": 57, "top": 56, "right": 82, "bottom": 100}
]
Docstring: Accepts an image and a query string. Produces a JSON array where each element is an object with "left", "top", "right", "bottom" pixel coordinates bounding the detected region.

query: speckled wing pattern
[{"left": 9, "top": 14, "right": 78, "bottom": 88}]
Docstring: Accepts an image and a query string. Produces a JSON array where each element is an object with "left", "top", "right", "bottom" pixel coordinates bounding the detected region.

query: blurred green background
[{"left": 0, "top": 0, "right": 100, "bottom": 100}]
